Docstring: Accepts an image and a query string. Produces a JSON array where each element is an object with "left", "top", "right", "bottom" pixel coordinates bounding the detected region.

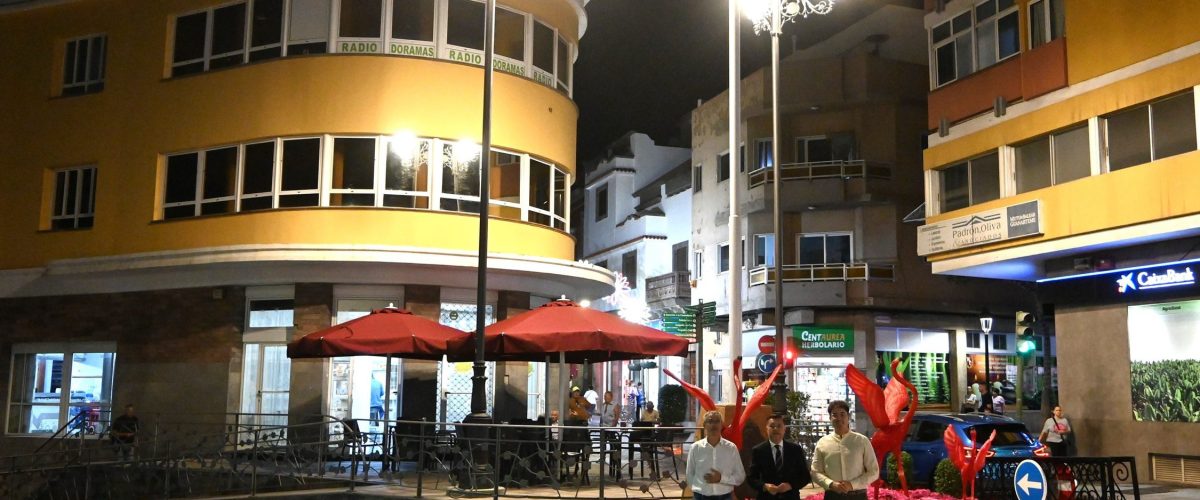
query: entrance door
[{"left": 241, "top": 343, "right": 291, "bottom": 430}]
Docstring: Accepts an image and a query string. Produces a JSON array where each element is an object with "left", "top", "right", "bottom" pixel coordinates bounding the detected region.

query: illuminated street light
[{"left": 744, "top": 0, "right": 836, "bottom": 413}]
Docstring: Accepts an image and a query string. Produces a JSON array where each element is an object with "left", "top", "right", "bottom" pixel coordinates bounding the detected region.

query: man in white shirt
[
  {"left": 584, "top": 386, "right": 600, "bottom": 424},
  {"left": 686, "top": 410, "right": 746, "bottom": 500},
  {"left": 811, "top": 400, "right": 878, "bottom": 500}
]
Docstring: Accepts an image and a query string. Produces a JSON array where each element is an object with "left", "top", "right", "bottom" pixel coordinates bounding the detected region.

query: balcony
[
  {"left": 748, "top": 262, "right": 895, "bottom": 286},
  {"left": 646, "top": 271, "right": 691, "bottom": 307},
  {"left": 746, "top": 160, "right": 891, "bottom": 188}
]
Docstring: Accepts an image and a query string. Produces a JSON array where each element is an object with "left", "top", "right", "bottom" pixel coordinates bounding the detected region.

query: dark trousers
[
  {"left": 823, "top": 490, "right": 867, "bottom": 500},
  {"left": 693, "top": 493, "right": 732, "bottom": 500},
  {"left": 1049, "top": 440, "right": 1070, "bottom": 456}
]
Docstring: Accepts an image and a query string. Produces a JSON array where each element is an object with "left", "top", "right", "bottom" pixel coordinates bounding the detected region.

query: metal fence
[{"left": 976, "top": 456, "right": 1139, "bottom": 499}]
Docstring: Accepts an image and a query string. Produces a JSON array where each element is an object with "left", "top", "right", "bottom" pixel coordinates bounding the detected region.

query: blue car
[{"left": 898, "top": 413, "right": 1049, "bottom": 485}]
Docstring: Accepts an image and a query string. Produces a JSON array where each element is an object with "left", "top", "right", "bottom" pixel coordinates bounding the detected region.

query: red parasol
[
  {"left": 452, "top": 299, "right": 691, "bottom": 363},
  {"left": 287, "top": 308, "right": 470, "bottom": 360}
]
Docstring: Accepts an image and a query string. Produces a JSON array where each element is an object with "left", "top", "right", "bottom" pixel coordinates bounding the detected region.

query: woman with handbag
[{"left": 1038, "top": 406, "right": 1073, "bottom": 456}]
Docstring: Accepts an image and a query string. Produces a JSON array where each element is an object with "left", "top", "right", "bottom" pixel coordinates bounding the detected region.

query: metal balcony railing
[
  {"left": 747, "top": 262, "right": 895, "bottom": 286},
  {"left": 746, "top": 159, "right": 890, "bottom": 188},
  {"left": 645, "top": 271, "right": 691, "bottom": 303}
]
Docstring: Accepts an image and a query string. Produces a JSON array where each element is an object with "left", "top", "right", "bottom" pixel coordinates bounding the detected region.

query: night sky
[{"left": 573, "top": 0, "right": 907, "bottom": 165}]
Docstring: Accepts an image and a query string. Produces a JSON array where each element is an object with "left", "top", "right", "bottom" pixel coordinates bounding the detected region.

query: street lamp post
[
  {"left": 980, "top": 309, "right": 993, "bottom": 398},
  {"left": 745, "top": 0, "right": 836, "bottom": 413},
  {"left": 467, "top": 0, "right": 497, "bottom": 426}
]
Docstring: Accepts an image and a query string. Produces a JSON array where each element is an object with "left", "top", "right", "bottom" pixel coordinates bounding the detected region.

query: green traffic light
[{"left": 1017, "top": 339, "right": 1036, "bottom": 354}]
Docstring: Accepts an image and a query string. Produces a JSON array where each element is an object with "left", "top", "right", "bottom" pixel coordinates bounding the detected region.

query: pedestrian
[
  {"left": 991, "top": 390, "right": 1006, "bottom": 415},
  {"left": 640, "top": 401, "right": 660, "bottom": 423},
  {"left": 584, "top": 386, "right": 600, "bottom": 425},
  {"left": 748, "top": 413, "right": 812, "bottom": 500},
  {"left": 961, "top": 385, "right": 979, "bottom": 413},
  {"left": 635, "top": 382, "right": 646, "bottom": 414},
  {"left": 1038, "top": 406, "right": 1073, "bottom": 456},
  {"left": 811, "top": 400, "right": 878, "bottom": 500},
  {"left": 110, "top": 404, "right": 140, "bottom": 462},
  {"left": 686, "top": 410, "right": 746, "bottom": 500}
]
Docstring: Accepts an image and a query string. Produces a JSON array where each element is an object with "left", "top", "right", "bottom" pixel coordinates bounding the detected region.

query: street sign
[
  {"left": 661, "top": 312, "right": 696, "bottom": 335},
  {"left": 756, "top": 353, "right": 777, "bottom": 374},
  {"left": 758, "top": 335, "right": 776, "bottom": 354},
  {"left": 684, "top": 302, "right": 716, "bottom": 323},
  {"left": 1014, "top": 459, "right": 1047, "bottom": 500}
]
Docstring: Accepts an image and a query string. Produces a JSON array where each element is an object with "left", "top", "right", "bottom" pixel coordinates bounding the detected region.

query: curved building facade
[{"left": 0, "top": 0, "right": 607, "bottom": 447}]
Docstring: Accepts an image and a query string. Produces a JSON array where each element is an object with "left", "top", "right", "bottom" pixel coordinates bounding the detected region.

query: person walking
[
  {"left": 686, "top": 410, "right": 745, "bottom": 500},
  {"left": 748, "top": 413, "right": 811, "bottom": 500},
  {"left": 811, "top": 400, "right": 877, "bottom": 500},
  {"left": 1038, "top": 406, "right": 1073, "bottom": 456}
]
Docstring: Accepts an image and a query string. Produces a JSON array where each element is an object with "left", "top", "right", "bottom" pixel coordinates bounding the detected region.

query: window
[
  {"left": 692, "top": 164, "right": 703, "bottom": 192},
  {"left": 1015, "top": 124, "right": 1090, "bottom": 193},
  {"left": 446, "top": 0, "right": 484, "bottom": 51},
  {"left": 931, "top": 11, "right": 972, "bottom": 87},
  {"left": 280, "top": 138, "right": 322, "bottom": 207},
  {"left": 753, "top": 234, "right": 774, "bottom": 267},
  {"left": 289, "top": 0, "right": 332, "bottom": 55},
  {"left": 1029, "top": 0, "right": 1065, "bottom": 49},
  {"left": 967, "top": 332, "right": 982, "bottom": 349},
  {"left": 7, "top": 344, "right": 116, "bottom": 435},
  {"left": 622, "top": 250, "right": 637, "bottom": 287},
  {"left": 718, "top": 152, "right": 730, "bottom": 182},
  {"left": 339, "top": 0, "right": 383, "bottom": 39},
  {"left": 694, "top": 250, "right": 703, "bottom": 278},
  {"left": 249, "top": 0, "right": 284, "bottom": 61},
  {"left": 330, "top": 137, "right": 378, "bottom": 207},
  {"left": 159, "top": 135, "right": 568, "bottom": 230},
  {"left": 1106, "top": 92, "right": 1197, "bottom": 171},
  {"left": 173, "top": 0, "right": 286, "bottom": 75},
  {"left": 62, "top": 35, "right": 106, "bottom": 96},
  {"left": 556, "top": 35, "right": 571, "bottom": 93},
  {"left": 494, "top": 7, "right": 525, "bottom": 62},
  {"left": 488, "top": 150, "right": 522, "bottom": 219},
  {"left": 974, "top": 0, "right": 1019, "bottom": 70},
  {"left": 913, "top": 421, "right": 947, "bottom": 443},
  {"left": 795, "top": 136, "right": 833, "bottom": 163},
  {"left": 755, "top": 138, "right": 773, "bottom": 170},
  {"left": 385, "top": 135, "right": 431, "bottom": 208},
  {"left": 992, "top": 334, "right": 1007, "bottom": 351},
  {"left": 798, "top": 233, "right": 852, "bottom": 265},
  {"left": 595, "top": 183, "right": 608, "bottom": 221},
  {"left": 392, "top": 0, "right": 435, "bottom": 42},
  {"left": 938, "top": 152, "right": 999, "bottom": 212},
  {"left": 718, "top": 243, "right": 730, "bottom": 273},
  {"left": 50, "top": 166, "right": 97, "bottom": 230},
  {"left": 532, "top": 20, "right": 555, "bottom": 85},
  {"left": 739, "top": 144, "right": 747, "bottom": 172},
  {"left": 440, "top": 140, "right": 481, "bottom": 212},
  {"left": 528, "top": 158, "right": 552, "bottom": 225}
]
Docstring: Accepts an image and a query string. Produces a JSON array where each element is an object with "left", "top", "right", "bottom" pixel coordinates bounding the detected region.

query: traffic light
[
  {"left": 783, "top": 347, "right": 797, "bottom": 369},
  {"left": 1016, "top": 310, "right": 1037, "bottom": 356}
]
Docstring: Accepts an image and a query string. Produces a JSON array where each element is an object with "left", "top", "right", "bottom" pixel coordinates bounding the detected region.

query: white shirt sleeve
[{"left": 721, "top": 442, "right": 746, "bottom": 487}]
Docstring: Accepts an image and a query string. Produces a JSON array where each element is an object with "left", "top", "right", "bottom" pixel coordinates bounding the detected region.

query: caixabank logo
[{"left": 1116, "top": 267, "right": 1196, "bottom": 294}]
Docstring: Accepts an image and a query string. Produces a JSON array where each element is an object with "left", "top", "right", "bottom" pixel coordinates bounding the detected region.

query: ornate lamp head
[{"left": 745, "top": 0, "right": 836, "bottom": 35}]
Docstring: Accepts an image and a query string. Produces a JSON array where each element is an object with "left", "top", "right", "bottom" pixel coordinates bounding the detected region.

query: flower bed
[{"left": 804, "top": 488, "right": 960, "bottom": 500}]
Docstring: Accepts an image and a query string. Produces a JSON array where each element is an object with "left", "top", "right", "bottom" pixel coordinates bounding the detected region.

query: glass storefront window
[{"left": 7, "top": 347, "right": 116, "bottom": 435}]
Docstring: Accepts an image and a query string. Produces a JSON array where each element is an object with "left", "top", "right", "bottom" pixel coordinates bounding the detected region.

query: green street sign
[
  {"left": 791, "top": 325, "right": 854, "bottom": 351},
  {"left": 684, "top": 302, "right": 716, "bottom": 322}
]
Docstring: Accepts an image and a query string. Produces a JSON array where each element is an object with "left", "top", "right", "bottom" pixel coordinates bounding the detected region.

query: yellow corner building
[
  {"left": 0, "top": 0, "right": 610, "bottom": 450},
  {"left": 921, "top": 0, "right": 1200, "bottom": 480}
]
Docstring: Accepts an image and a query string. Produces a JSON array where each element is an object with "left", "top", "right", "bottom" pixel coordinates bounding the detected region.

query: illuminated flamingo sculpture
[
  {"left": 845, "top": 359, "right": 919, "bottom": 497},
  {"left": 944, "top": 427, "right": 997, "bottom": 500},
  {"left": 662, "top": 358, "right": 782, "bottom": 449}
]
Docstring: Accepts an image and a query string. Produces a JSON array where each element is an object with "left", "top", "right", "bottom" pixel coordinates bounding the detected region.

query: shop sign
[
  {"left": 792, "top": 325, "right": 854, "bottom": 351},
  {"left": 389, "top": 42, "right": 435, "bottom": 58},
  {"left": 1116, "top": 266, "right": 1196, "bottom": 294},
  {"left": 917, "top": 200, "right": 1042, "bottom": 256}
]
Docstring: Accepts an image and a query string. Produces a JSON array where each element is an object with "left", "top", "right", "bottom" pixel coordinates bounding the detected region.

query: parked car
[{"left": 899, "top": 413, "right": 1049, "bottom": 486}]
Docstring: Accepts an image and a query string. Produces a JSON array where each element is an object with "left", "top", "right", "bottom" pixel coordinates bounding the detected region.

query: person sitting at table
[{"left": 640, "top": 401, "right": 661, "bottom": 424}]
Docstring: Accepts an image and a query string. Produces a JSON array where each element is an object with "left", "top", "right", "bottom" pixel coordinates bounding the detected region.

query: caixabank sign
[{"left": 1040, "top": 259, "right": 1200, "bottom": 304}]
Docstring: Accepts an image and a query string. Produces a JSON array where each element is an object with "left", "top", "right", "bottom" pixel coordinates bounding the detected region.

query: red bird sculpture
[
  {"left": 662, "top": 358, "right": 782, "bottom": 449},
  {"left": 844, "top": 358, "right": 919, "bottom": 496},
  {"left": 944, "top": 426, "right": 997, "bottom": 500}
]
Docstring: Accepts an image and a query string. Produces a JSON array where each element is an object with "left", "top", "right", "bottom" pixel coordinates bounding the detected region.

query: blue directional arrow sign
[
  {"left": 756, "top": 353, "right": 777, "bottom": 374},
  {"left": 1014, "top": 459, "right": 1047, "bottom": 500}
]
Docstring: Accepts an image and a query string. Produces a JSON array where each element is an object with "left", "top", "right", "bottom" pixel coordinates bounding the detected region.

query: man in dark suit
[{"left": 748, "top": 413, "right": 812, "bottom": 500}]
